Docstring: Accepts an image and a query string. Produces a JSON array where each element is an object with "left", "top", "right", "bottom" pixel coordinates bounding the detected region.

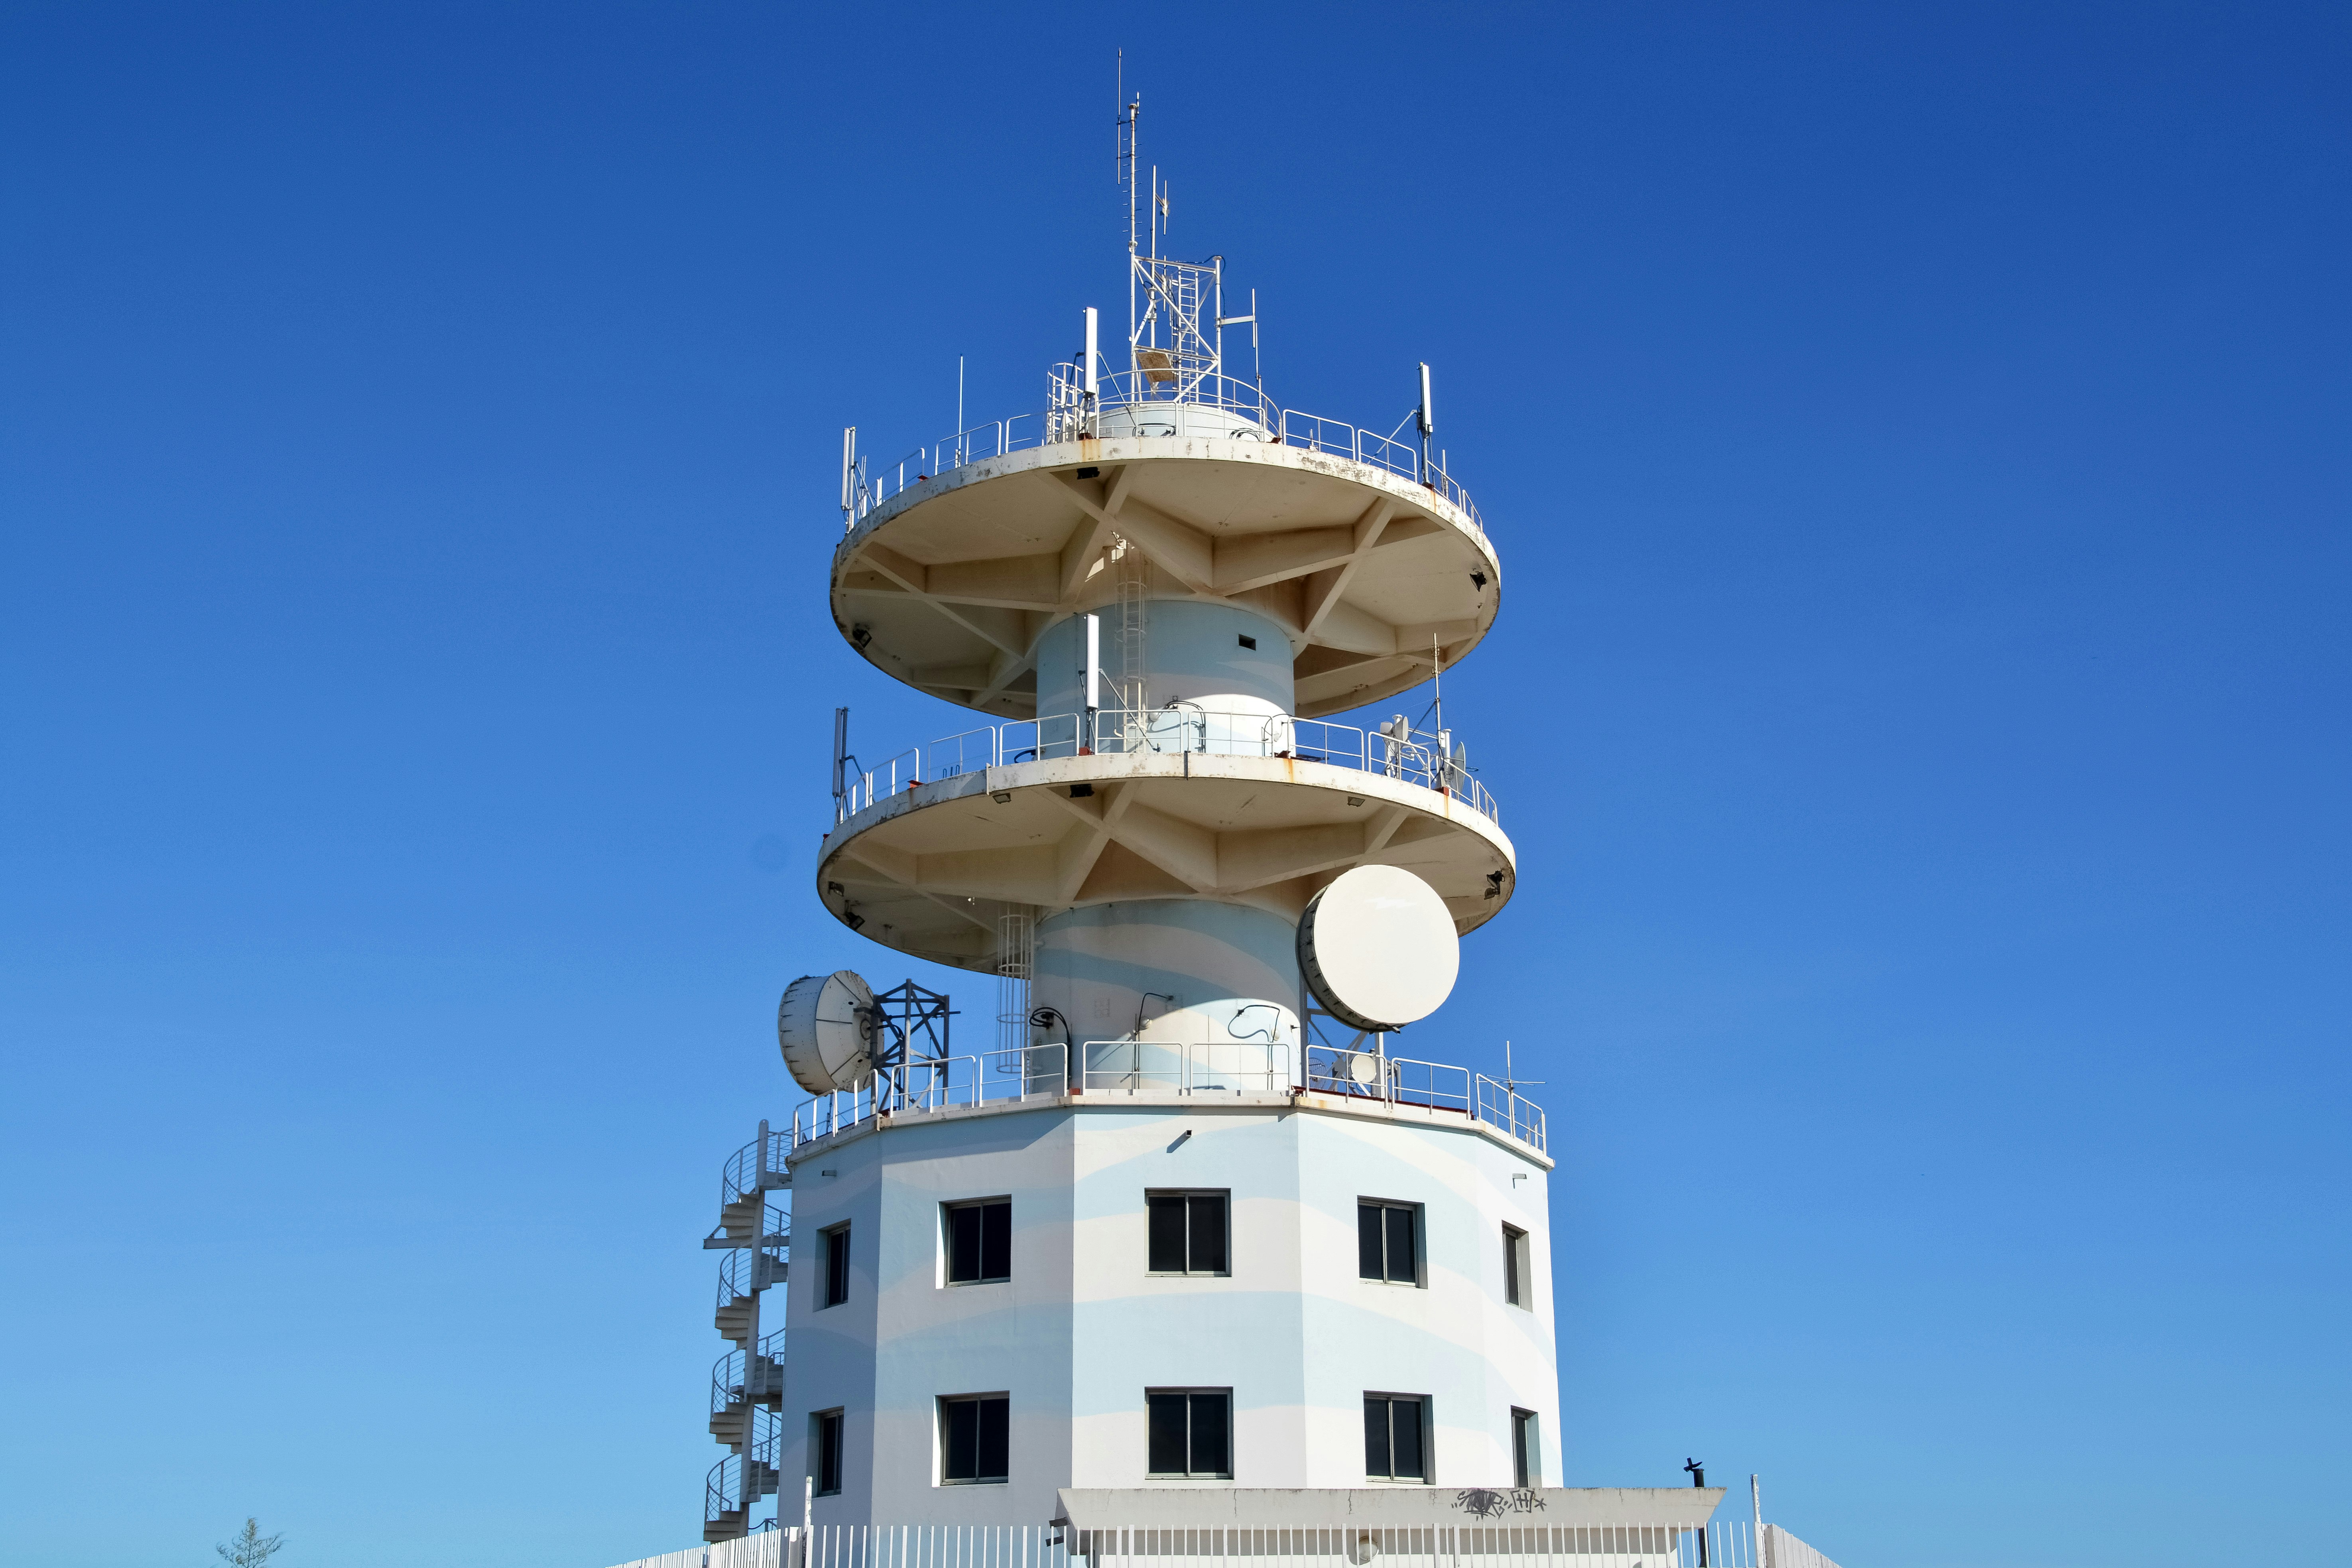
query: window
[
  {"left": 1364, "top": 1394, "right": 1427, "bottom": 1481},
  {"left": 1145, "top": 1388, "right": 1232, "bottom": 1478},
  {"left": 938, "top": 1394, "right": 1010, "bottom": 1484},
  {"left": 1502, "top": 1224, "right": 1531, "bottom": 1308},
  {"left": 812, "top": 1409, "right": 844, "bottom": 1496},
  {"left": 945, "top": 1199, "right": 1012, "bottom": 1284},
  {"left": 1510, "top": 1408, "right": 1540, "bottom": 1489},
  {"left": 1358, "top": 1200, "right": 1420, "bottom": 1284},
  {"left": 1147, "top": 1192, "right": 1229, "bottom": 1274},
  {"left": 821, "top": 1223, "right": 851, "bottom": 1308}
]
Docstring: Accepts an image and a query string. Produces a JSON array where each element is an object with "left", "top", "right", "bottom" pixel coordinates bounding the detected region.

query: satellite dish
[
  {"left": 777, "top": 970, "right": 878, "bottom": 1093},
  {"left": 1297, "top": 866, "right": 1459, "bottom": 1032},
  {"left": 1342, "top": 1050, "right": 1382, "bottom": 1087}
]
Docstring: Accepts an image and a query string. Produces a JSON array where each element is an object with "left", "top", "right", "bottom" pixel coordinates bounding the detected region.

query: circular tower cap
[
  {"left": 777, "top": 970, "right": 878, "bottom": 1094},
  {"left": 1296, "top": 866, "right": 1460, "bottom": 1032}
]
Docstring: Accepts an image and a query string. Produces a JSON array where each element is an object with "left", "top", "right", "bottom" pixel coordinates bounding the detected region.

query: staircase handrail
[{"left": 720, "top": 1128, "right": 793, "bottom": 1212}]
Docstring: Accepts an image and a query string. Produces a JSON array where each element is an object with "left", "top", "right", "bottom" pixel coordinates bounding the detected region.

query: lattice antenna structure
[
  {"left": 1118, "top": 87, "right": 1222, "bottom": 402},
  {"left": 867, "top": 978, "right": 953, "bottom": 1069}
]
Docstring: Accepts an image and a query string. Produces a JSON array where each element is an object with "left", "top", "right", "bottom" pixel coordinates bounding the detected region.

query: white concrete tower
[{"left": 750, "top": 105, "right": 1549, "bottom": 1535}]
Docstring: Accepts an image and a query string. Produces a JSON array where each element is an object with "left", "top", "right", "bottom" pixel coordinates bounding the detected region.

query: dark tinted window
[
  {"left": 1511, "top": 1408, "right": 1538, "bottom": 1488},
  {"left": 1358, "top": 1202, "right": 1418, "bottom": 1284},
  {"left": 1188, "top": 1391, "right": 1231, "bottom": 1475},
  {"left": 1503, "top": 1224, "right": 1525, "bottom": 1306},
  {"left": 1364, "top": 1395, "right": 1427, "bottom": 1480},
  {"left": 815, "top": 1410, "right": 843, "bottom": 1495},
  {"left": 823, "top": 1224, "right": 851, "bottom": 1308},
  {"left": 1146, "top": 1389, "right": 1232, "bottom": 1477},
  {"left": 941, "top": 1395, "right": 1009, "bottom": 1483},
  {"left": 1148, "top": 1196, "right": 1187, "bottom": 1273},
  {"left": 1147, "top": 1193, "right": 1228, "bottom": 1273},
  {"left": 1146, "top": 1392, "right": 1188, "bottom": 1474},
  {"left": 947, "top": 1200, "right": 1012, "bottom": 1284}
]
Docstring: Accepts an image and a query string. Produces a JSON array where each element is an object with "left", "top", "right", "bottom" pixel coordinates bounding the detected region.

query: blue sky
[{"left": 2, "top": 4, "right": 2346, "bottom": 1566}]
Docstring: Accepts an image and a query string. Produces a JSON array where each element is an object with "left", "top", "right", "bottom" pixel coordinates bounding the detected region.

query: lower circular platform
[{"left": 813, "top": 751, "right": 1517, "bottom": 971}]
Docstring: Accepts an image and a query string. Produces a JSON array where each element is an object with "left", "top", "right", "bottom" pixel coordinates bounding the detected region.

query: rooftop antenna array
[{"left": 1117, "top": 65, "right": 1221, "bottom": 402}]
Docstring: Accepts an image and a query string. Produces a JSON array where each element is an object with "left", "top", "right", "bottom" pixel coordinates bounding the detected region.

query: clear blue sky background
[{"left": 3, "top": 5, "right": 2346, "bottom": 1566}]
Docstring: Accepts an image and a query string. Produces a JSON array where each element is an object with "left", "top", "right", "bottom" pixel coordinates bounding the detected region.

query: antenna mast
[{"left": 1116, "top": 64, "right": 1140, "bottom": 351}]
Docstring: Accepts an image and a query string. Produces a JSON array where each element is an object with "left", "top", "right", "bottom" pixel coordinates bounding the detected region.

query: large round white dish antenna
[
  {"left": 777, "top": 970, "right": 877, "bottom": 1093},
  {"left": 1297, "top": 866, "right": 1459, "bottom": 1032}
]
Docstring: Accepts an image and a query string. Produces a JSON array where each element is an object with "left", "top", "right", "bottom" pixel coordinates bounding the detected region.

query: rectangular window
[
  {"left": 1146, "top": 1192, "right": 1230, "bottom": 1274},
  {"left": 938, "top": 1394, "right": 1010, "bottom": 1484},
  {"left": 1502, "top": 1224, "right": 1529, "bottom": 1308},
  {"left": 1145, "top": 1388, "right": 1233, "bottom": 1478},
  {"left": 945, "top": 1199, "right": 1012, "bottom": 1284},
  {"left": 813, "top": 1409, "right": 844, "bottom": 1496},
  {"left": 822, "top": 1223, "right": 851, "bottom": 1308},
  {"left": 1510, "top": 1408, "right": 1540, "bottom": 1489},
  {"left": 1358, "top": 1200, "right": 1420, "bottom": 1284},
  {"left": 1364, "top": 1394, "right": 1428, "bottom": 1481}
]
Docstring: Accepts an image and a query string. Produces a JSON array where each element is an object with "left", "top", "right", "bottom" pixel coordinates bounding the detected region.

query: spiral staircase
[{"left": 702, "top": 1122, "right": 790, "bottom": 1542}]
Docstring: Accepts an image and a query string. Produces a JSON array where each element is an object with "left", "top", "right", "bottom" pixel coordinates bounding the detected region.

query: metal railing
[
  {"left": 618, "top": 1522, "right": 1808, "bottom": 1568},
  {"left": 846, "top": 374, "right": 1488, "bottom": 546},
  {"left": 709, "top": 1328, "right": 787, "bottom": 1422},
  {"left": 1303, "top": 1045, "right": 1548, "bottom": 1154},
  {"left": 606, "top": 1521, "right": 1844, "bottom": 1568},
  {"left": 777, "top": 1036, "right": 1544, "bottom": 1156},
  {"left": 838, "top": 709, "right": 1496, "bottom": 824},
  {"left": 783, "top": 1045, "right": 1069, "bottom": 1150},
  {"left": 702, "top": 1408, "right": 781, "bottom": 1532},
  {"left": 722, "top": 1127, "right": 793, "bottom": 1212},
  {"left": 716, "top": 1241, "right": 788, "bottom": 1316},
  {"left": 605, "top": 1531, "right": 786, "bottom": 1568},
  {"left": 1079, "top": 1039, "right": 1295, "bottom": 1096}
]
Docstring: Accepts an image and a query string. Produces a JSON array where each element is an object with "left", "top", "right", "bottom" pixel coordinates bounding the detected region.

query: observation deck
[
  {"left": 815, "top": 705, "right": 1515, "bottom": 970},
  {"left": 770, "top": 1039, "right": 1550, "bottom": 1162},
  {"left": 831, "top": 373, "right": 1501, "bottom": 719}
]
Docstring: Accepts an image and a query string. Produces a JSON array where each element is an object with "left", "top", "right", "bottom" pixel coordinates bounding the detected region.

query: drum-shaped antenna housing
[
  {"left": 777, "top": 970, "right": 878, "bottom": 1094},
  {"left": 1296, "top": 866, "right": 1460, "bottom": 1033}
]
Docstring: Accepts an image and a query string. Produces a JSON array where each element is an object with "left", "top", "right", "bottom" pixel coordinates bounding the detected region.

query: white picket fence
[{"left": 603, "top": 1523, "right": 1842, "bottom": 1568}]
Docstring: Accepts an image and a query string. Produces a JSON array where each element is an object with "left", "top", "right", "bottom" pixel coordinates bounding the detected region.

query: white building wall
[{"left": 776, "top": 1096, "right": 1553, "bottom": 1526}]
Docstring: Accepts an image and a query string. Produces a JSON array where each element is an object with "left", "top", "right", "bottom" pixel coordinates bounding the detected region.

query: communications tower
[{"left": 702, "top": 101, "right": 1553, "bottom": 1537}]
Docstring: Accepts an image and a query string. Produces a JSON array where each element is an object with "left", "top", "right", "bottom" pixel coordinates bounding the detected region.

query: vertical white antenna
[
  {"left": 838, "top": 426, "right": 856, "bottom": 524},
  {"left": 1084, "top": 613, "right": 1102, "bottom": 716},
  {"left": 1417, "top": 362, "right": 1435, "bottom": 479},
  {"left": 957, "top": 355, "right": 965, "bottom": 437},
  {"left": 1215, "top": 287, "right": 1260, "bottom": 392},
  {"left": 1083, "top": 307, "right": 1098, "bottom": 396},
  {"left": 1118, "top": 79, "right": 1141, "bottom": 358}
]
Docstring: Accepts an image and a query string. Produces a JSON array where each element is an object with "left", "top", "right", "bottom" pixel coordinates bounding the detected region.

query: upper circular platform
[{"left": 831, "top": 435, "right": 1502, "bottom": 721}]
